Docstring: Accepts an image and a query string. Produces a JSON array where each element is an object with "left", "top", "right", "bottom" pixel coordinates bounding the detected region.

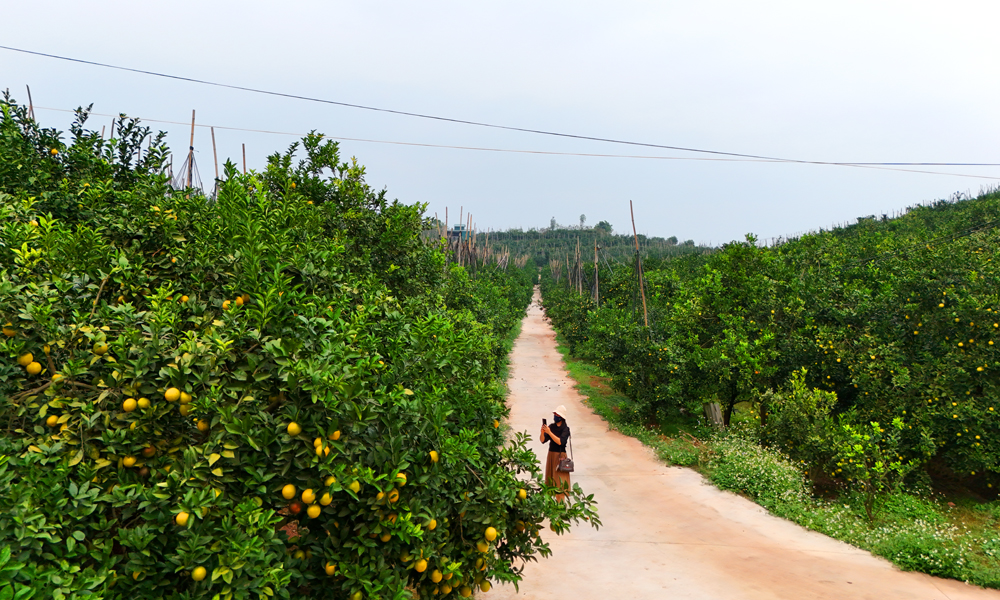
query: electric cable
[{"left": 4, "top": 45, "right": 999, "bottom": 172}]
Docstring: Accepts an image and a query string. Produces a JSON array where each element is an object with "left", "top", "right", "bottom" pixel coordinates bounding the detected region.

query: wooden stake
[
  {"left": 186, "top": 110, "right": 196, "bottom": 189},
  {"left": 594, "top": 239, "right": 599, "bottom": 306},
  {"left": 25, "top": 85, "right": 34, "bottom": 121},
  {"left": 242, "top": 144, "right": 247, "bottom": 174},
  {"left": 211, "top": 126, "right": 219, "bottom": 181},
  {"left": 630, "top": 200, "right": 649, "bottom": 328}
]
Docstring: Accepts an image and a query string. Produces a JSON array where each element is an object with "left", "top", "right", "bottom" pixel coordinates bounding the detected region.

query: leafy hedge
[{"left": 0, "top": 98, "right": 598, "bottom": 600}]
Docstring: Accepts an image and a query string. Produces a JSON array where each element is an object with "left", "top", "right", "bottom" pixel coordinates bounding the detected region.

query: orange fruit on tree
[
  {"left": 476, "top": 541, "right": 488, "bottom": 553},
  {"left": 2, "top": 323, "right": 14, "bottom": 337},
  {"left": 431, "top": 570, "right": 443, "bottom": 583},
  {"left": 485, "top": 527, "right": 497, "bottom": 541},
  {"left": 349, "top": 481, "right": 361, "bottom": 493},
  {"left": 175, "top": 511, "right": 190, "bottom": 526},
  {"left": 164, "top": 387, "right": 180, "bottom": 402},
  {"left": 222, "top": 300, "right": 231, "bottom": 310},
  {"left": 234, "top": 296, "right": 244, "bottom": 306},
  {"left": 517, "top": 488, "right": 527, "bottom": 500},
  {"left": 45, "top": 415, "right": 59, "bottom": 428},
  {"left": 179, "top": 405, "right": 191, "bottom": 417},
  {"left": 123, "top": 456, "right": 137, "bottom": 468},
  {"left": 26, "top": 362, "right": 42, "bottom": 376},
  {"left": 330, "top": 430, "right": 341, "bottom": 441},
  {"left": 282, "top": 484, "right": 296, "bottom": 500},
  {"left": 440, "top": 584, "right": 452, "bottom": 595},
  {"left": 301, "top": 489, "right": 316, "bottom": 504},
  {"left": 388, "top": 489, "right": 400, "bottom": 503},
  {"left": 191, "top": 566, "right": 206, "bottom": 581},
  {"left": 380, "top": 532, "right": 391, "bottom": 542},
  {"left": 396, "top": 472, "right": 407, "bottom": 486},
  {"left": 324, "top": 475, "right": 336, "bottom": 486},
  {"left": 197, "top": 419, "right": 209, "bottom": 432},
  {"left": 460, "top": 586, "right": 472, "bottom": 597},
  {"left": 179, "top": 392, "right": 192, "bottom": 404},
  {"left": 319, "top": 492, "right": 333, "bottom": 505},
  {"left": 325, "top": 562, "right": 336, "bottom": 576},
  {"left": 480, "top": 581, "right": 492, "bottom": 592},
  {"left": 287, "top": 422, "right": 302, "bottom": 436},
  {"left": 427, "top": 518, "right": 437, "bottom": 531},
  {"left": 307, "top": 505, "right": 321, "bottom": 519},
  {"left": 122, "top": 398, "right": 137, "bottom": 412},
  {"left": 414, "top": 559, "right": 428, "bottom": 573},
  {"left": 17, "top": 353, "right": 33, "bottom": 367},
  {"left": 93, "top": 343, "right": 108, "bottom": 355},
  {"left": 429, "top": 450, "right": 439, "bottom": 463},
  {"left": 137, "top": 398, "right": 150, "bottom": 409}
]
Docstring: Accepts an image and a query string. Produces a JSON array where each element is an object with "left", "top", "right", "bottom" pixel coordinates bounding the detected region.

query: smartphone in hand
[{"left": 542, "top": 418, "right": 547, "bottom": 426}]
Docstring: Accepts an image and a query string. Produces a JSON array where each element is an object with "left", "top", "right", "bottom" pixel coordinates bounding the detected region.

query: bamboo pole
[
  {"left": 211, "top": 126, "right": 219, "bottom": 182},
  {"left": 25, "top": 85, "right": 34, "bottom": 121},
  {"left": 594, "top": 239, "right": 599, "bottom": 306},
  {"left": 242, "top": 144, "right": 247, "bottom": 174},
  {"left": 630, "top": 200, "right": 649, "bottom": 327},
  {"left": 186, "top": 110, "right": 196, "bottom": 189}
]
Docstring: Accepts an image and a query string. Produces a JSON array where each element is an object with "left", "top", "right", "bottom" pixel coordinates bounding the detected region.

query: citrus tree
[{"left": 0, "top": 98, "right": 599, "bottom": 600}]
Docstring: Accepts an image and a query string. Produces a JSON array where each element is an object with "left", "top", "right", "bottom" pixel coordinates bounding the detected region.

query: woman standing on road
[{"left": 540, "top": 405, "right": 571, "bottom": 502}]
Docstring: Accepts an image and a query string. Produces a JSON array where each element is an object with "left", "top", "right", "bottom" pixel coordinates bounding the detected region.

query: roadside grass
[{"left": 553, "top": 337, "right": 1000, "bottom": 589}]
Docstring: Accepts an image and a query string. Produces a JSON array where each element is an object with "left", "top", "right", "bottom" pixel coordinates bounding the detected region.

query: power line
[
  {"left": 4, "top": 44, "right": 1000, "bottom": 171},
  {"left": 29, "top": 105, "right": 1000, "bottom": 181}
]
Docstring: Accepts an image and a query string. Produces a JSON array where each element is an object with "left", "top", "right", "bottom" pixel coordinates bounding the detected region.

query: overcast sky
[{"left": 4, "top": 1, "right": 999, "bottom": 244}]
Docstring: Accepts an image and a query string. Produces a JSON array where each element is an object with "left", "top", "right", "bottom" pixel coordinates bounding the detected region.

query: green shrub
[{"left": 705, "top": 428, "right": 807, "bottom": 507}]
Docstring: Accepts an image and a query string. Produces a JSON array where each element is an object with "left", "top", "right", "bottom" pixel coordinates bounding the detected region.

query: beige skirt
[{"left": 545, "top": 450, "right": 570, "bottom": 500}]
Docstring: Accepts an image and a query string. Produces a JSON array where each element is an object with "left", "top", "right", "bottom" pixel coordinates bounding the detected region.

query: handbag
[{"left": 557, "top": 436, "right": 575, "bottom": 473}]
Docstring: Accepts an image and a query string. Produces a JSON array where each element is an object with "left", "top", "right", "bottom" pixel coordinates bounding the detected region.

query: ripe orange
[
  {"left": 197, "top": 419, "right": 209, "bottom": 432},
  {"left": 517, "top": 488, "right": 527, "bottom": 500},
  {"left": 330, "top": 430, "right": 341, "bottom": 441},
  {"left": 164, "top": 387, "right": 181, "bottom": 402},
  {"left": 325, "top": 562, "right": 336, "bottom": 576},
  {"left": 122, "top": 398, "right": 137, "bottom": 412},
  {"left": 485, "top": 527, "right": 497, "bottom": 541},
  {"left": 179, "top": 405, "right": 190, "bottom": 417},
  {"left": 480, "top": 581, "right": 492, "bottom": 592},
  {"left": 388, "top": 489, "right": 400, "bottom": 503},
  {"left": 123, "top": 456, "right": 137, "bottom": 468},
  {"left": 319, "top": 492, "right": 333, "bottom": 505},
  {"left": 45, "top": 415, "right": 59, "bottom": 428},
  {"left": 137, "top": 398, "right": 150, "bottom": 409},
  {"left": 429, "top": 450, "right": 439, "bottom": 463},
  {"left": 396, "top": 472, "right": 407, "bottom": 486},
  {"left": 26, "top": 361, "right": 42, "bottom": 376},
  {"left": 324, "top": 475, "right": 336, "bottom": 486},
  {"left": 180, "top": 295, "right": 189, "bottom": 303},
  {"left": 179, "top": 392, "right": 192, "bottom": 404},
  {"left": 302, "top": 489, "right": 316, "bottom": 504},
  {"left": 440, "top": 584, "right": 452, "bottom": 595},
  {"left": 460, "top": 586, "right": 472, "bottom": 597},
  {"left": 222, "top": 300, "right": 231, "bottom": 310},
  {"left": 427, "top": 518, "right": 437, "bottom": 531},
  {"left": 2, "top": 323, "right": 14, "bottom": 337},
  {"left": 307, "top": 505, "right": 321, "bottom": 518},
  {"left": 349, "top": 481, "right": 361, "bottom": 494},
  {"left": 380, "top": 532, "right": 391, "bottom": 542},
  {"left": 431, "top": 570, "right": 443, "bottom": 583},
  {"left": 287, "top": 422, "right": 301, "bottom": 436},
  {"left": 175, "top": 511, "right": 190, "bottom": 526},
  {"left": 282, "top": 484, "right": 296, "bottom": 500},
  {"left": 191, "top": 566, "right": 206, "bottom": 581},
  {"left": 93, "top": 343, "right": 108, "bottom": 355},
  {"left": 476, "top": 541, "right": 488, "bottom": 553},
  {"left": 415, "top": 559, "right": 428, "bottom": 573},
  {"left": 17, "top": 353, "right": 33, "bottom": 367}
]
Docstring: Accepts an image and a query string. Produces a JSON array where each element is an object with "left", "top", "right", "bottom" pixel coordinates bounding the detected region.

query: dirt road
[{"left": 486, "top": 287, "right": 999, "bottom": 600}]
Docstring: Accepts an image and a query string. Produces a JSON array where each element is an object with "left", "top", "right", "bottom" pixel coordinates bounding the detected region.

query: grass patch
[{"left": 553, "top": 336, "right": 1000, "bottom": 589}]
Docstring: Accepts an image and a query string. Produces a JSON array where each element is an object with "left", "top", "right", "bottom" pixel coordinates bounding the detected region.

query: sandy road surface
[{"left": 486, "top": 287, "right": 998, "bottom": 600}]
